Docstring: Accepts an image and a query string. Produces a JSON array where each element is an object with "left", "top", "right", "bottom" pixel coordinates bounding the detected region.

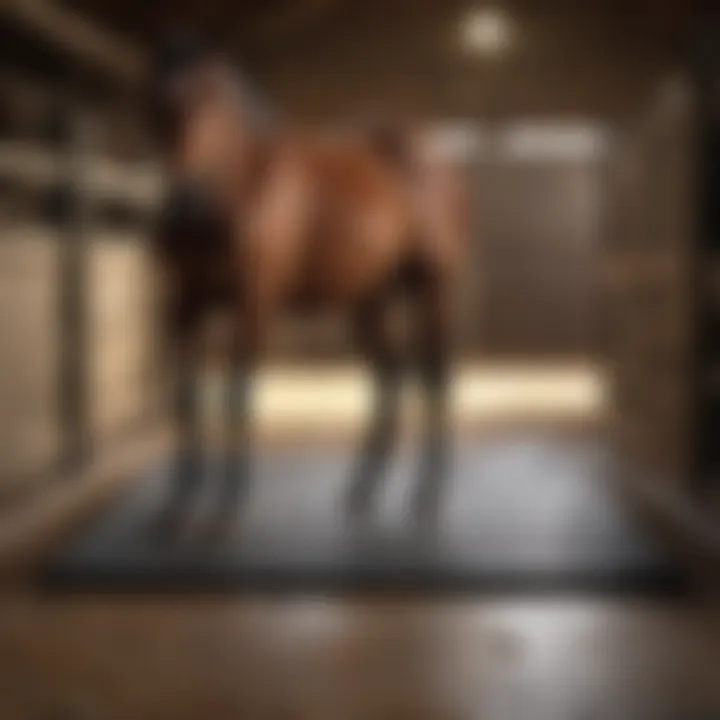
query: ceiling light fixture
[{"left": 459, "top": 7, "right": 514, "bottom": 58}]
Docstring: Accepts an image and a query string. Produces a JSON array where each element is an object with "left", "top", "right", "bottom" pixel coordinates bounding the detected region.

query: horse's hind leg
[
  {"left": 413, "top": 270, "right": 452, "bottom": 527},
  {"left": 345, "top": 290, "right": 403, "bottom": 522}
]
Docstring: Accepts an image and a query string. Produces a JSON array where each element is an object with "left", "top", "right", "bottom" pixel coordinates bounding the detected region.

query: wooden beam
[
  {"left": 1, "top": 0, "right": 147, "bottom": 83},
  {"left": 55, "top": 105, "right": 93, "bottom": 474},
  {"left": 246, "top": 0, "right": 336, "bottom": 39},
  {"left": 237, "top": 0, "right": 343, "bottom": 57}
]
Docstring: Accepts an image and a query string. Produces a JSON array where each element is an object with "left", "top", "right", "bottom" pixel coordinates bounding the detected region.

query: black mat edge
[{"left": 41, "top": 559, "right": 691, "bottom": 599}]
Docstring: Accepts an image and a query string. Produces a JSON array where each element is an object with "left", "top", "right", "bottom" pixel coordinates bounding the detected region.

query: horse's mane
[
  {"left": 231, "top": 73, "right": 276, "bottom": 132},
  {"left": 154, "top": 32, "right": 276, "bottom": 132}
]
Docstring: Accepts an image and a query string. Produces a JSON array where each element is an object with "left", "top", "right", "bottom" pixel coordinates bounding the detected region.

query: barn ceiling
[{"left": 53, "top": 0, "right": 716, "bottom": 117}]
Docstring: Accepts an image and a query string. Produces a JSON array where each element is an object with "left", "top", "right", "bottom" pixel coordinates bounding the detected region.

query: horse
[{"left": 150, "top": 39, "right": 467, "bottom": 538}]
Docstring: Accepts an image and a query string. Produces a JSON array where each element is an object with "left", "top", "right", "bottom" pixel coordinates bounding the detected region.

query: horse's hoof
[
  {"left": 344, "top": 492, "right": 371, "bottom": 525},
  {"left": 201, "top": 510, "right": 240, "bottom": 546},
  {"left": 410, "top": 484, "right": 443, "bottom": 528},
  {"left": 149, "top": 507, "right": 188, "bottom": 544},
  {"left": 412, "top": 503, "right": 442, "bottom": 539},
  {"left": 344, "top": 500, "right": 379, "bottom": 546}
]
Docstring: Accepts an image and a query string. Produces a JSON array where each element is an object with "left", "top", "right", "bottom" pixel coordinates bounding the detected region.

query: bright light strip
[{"left": 500, "top": 123, "right": 609, "bottom": 162}]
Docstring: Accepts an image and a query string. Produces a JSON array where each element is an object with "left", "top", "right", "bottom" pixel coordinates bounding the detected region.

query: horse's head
[{"left": 151, "top": 33, "right": 270, "bottom": 198}]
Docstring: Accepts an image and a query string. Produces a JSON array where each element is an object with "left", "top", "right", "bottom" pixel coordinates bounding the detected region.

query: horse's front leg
[
  {"left": 221, "top": 333, "right": 253, "bottom": 520},
  {"left": 153, "top": 300, "right": 204, "bottom": 540},
  {"left": 209, "top": 296, "right": 264, "bottom": 537}
]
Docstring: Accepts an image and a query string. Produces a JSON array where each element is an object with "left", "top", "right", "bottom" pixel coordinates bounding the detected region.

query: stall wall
[
  {"left": 606, "top": 75, "right": 694, "bottom": 488},
  {"left": 88, "top": 236, "right": 158, "bottom": 446},
  {"left": 466, "top": 122, "right": 607, "bottom": 358},
  {"left": 0, "top": 229, "right": 60, "bottom": 484}
]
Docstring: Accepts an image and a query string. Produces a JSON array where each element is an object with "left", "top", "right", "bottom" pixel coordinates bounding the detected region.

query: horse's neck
[
  {"left": 233, "top": 118, "right": 282, "bottom": 206},
  {"left": 221, "top": 74, "right": 285, "bottom": 203}
]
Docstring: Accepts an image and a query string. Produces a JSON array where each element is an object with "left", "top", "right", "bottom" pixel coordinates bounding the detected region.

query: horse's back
[
  {"left": 409, "top": 138, "right": 468, "bottom": 278},
  {"left": 287, "top": 132, "right": 414, "bottom": 301},
  {"left": 249, "top": 127, "right": 465, "bottom": 307},
  {"left": 337, "top": 124, "right": 467, "bottom": 277}
]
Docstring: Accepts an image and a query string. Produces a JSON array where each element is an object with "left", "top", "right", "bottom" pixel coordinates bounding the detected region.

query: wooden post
[
  {"left": 54, "top": 90, "right": 93, "bottom": 474},
  {"left": 688, "top": 25, "right": 720, "bottom": 497}
]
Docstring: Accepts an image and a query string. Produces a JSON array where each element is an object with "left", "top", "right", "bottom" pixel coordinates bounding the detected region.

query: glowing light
[
  {"left": 459, "top": 7, "right": 514, "bottom": 57},
  {"left": 500, "top": 123, "right": 609, "bottom": 162}
]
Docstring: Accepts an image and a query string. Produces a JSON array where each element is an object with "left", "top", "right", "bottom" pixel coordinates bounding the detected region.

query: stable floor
[
  {"left": 3, "top": 363, "right": 717, "bottom": 719},
  {"left": 0, "top": 596, "right": 718, "bottom": 720}
]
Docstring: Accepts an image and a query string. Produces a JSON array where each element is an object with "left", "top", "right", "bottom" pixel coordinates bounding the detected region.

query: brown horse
[{"left": 151, "top": 40, "right": 466, "bottom": 537}]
